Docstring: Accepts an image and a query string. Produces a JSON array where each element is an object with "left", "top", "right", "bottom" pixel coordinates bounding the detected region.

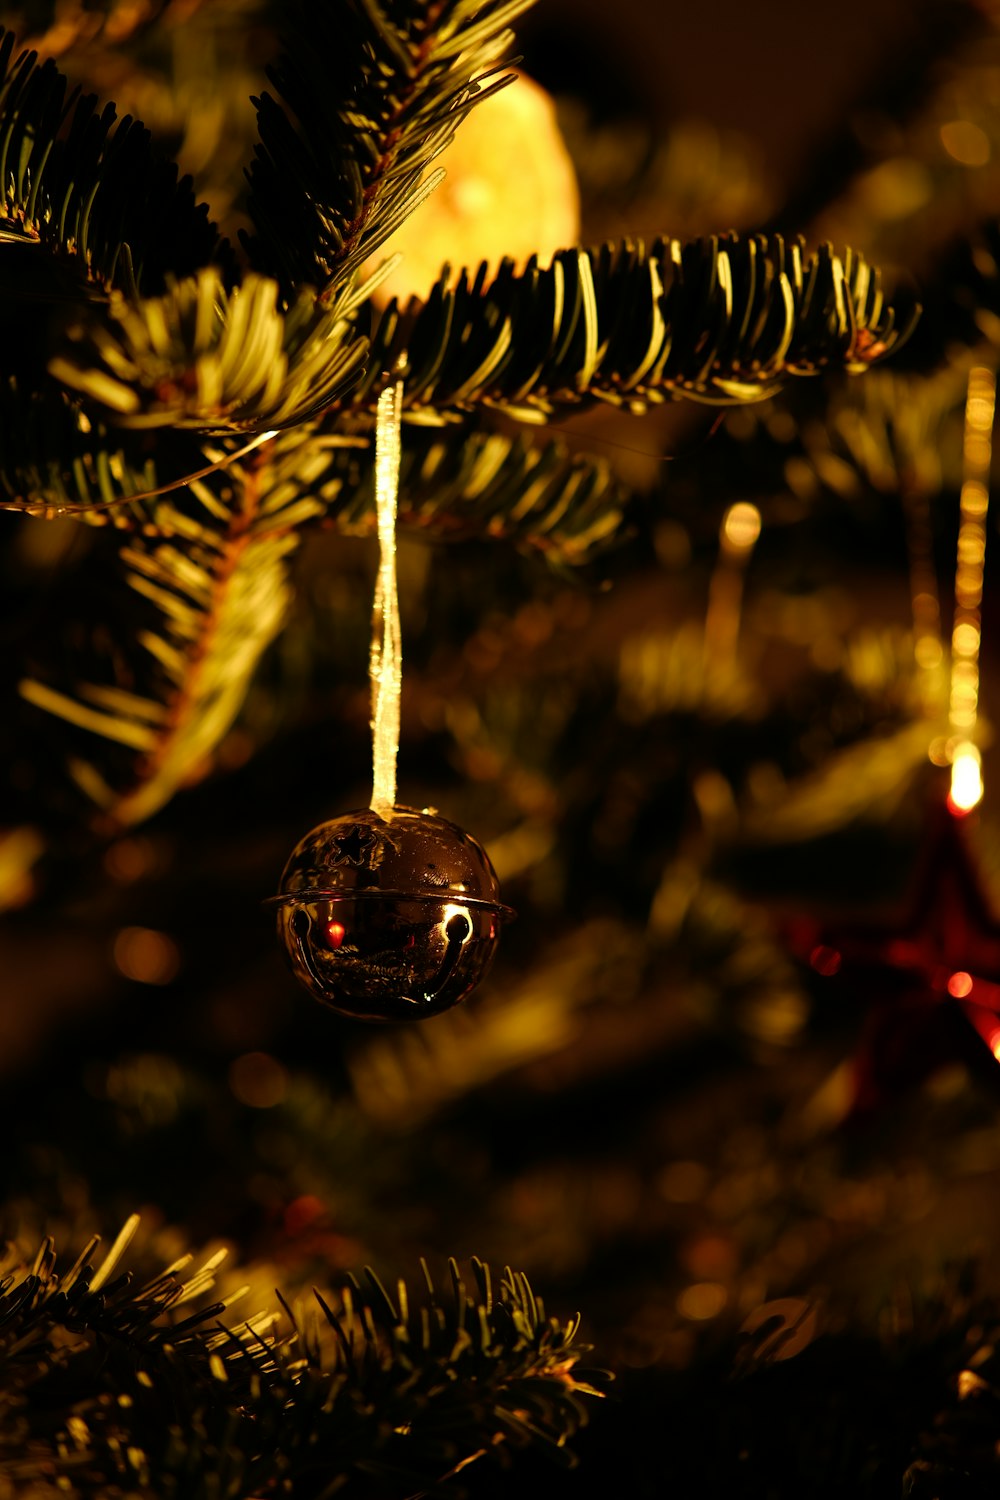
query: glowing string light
[
  {"left": 947, "top": 366, "right": 995, "bottom": 815},
  {"left": 703, "top": 501, "right": 762, "bottom": 670},
  {"left": 369, "top": 378, "right": 404, "bottom": 817}
]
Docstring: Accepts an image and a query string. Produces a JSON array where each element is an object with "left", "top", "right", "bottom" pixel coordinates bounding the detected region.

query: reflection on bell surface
[{"left": 278, "top": 896, "right": 497, "bottom": 1021}]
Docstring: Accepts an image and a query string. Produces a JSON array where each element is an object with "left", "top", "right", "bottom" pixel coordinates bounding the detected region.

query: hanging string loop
[{"left": 370, "top": 376, "right": 404, "bottom": 816}]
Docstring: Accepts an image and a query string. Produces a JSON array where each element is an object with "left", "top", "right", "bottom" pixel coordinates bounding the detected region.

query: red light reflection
[{"left": 809, "top": 945, "right": 842, "bottom": 977}]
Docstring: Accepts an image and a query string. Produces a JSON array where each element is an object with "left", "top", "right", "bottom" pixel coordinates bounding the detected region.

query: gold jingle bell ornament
[
  {"left": 272, "top": 381, "right": 513, "bottom": 1021},
  {"left": 274, "top": 806, "right": 513, "bottom": 1022}
]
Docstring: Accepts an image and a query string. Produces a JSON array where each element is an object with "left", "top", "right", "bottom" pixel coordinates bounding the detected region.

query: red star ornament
[{"left": 799, "top": 787, "right": 1000, "bottom": 1116}]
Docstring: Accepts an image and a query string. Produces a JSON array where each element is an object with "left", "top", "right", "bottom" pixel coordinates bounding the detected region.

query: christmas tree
[{"left": 2, "top": 0, "right": 1000, "bottom": 1494}]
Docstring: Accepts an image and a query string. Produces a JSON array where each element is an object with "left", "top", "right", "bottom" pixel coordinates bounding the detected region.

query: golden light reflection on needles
[{"left": 946, "top": 366, "right": 995, "bottom": 815}]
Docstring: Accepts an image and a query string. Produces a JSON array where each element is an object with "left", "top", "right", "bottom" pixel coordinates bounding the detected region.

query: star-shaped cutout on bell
[
  {"left": 797, "top": 783, "right": 1000, "bottom": 1117},
  {"left": 328, "top": 823, "right": 379, "bottom": 868}
]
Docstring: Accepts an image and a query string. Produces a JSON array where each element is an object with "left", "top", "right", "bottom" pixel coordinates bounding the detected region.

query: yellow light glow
[
  {"left": 928, "top": 736, "right": 951, "bottom": 766},
  {"left": 658, "top": 1160, "right": 709, "bottom": 1203},
  {"left": 112, "top": 926, "right": 180, "bottom": 985},
  {"left": 103, "top": 837, "right": 156, "bottom": 882},
  {"left": 940, "top": 120, "right": 992, "bottom": 167},
  {"left": 949, "top": 743, "right": 984, "bottom": 813},
  {"left": 959, "top": 1369, "right": 990, "bottom": 1399},
  {"left": 676, "top": 1282, "right": 727, "bottom": 1321},
  {"left": 722, "top": 502, "right": 762, "bottom": 552},
  {"left": 441, "top": 902, "right": 474, "bottom": 936},
  {"left": 915, "top": 637, "right": 943, "bottom": 670},
  {"left": 956, "top": 532, "right": 986, "bottom": 569},
  {"left": 229, "top": 1051, "right": 289, "bottom": 1109},
  {"left": 945, "top": 368, "right": 995, "bottom": 790},
  {"left": 961, "top": 478, "right": 989, "bottom": 516},
  {"left": 704, "top": 504, "right": 762, "bottom": 670},
  {"left": 952, "top": 621, "right": 981, "bottom": 656}
]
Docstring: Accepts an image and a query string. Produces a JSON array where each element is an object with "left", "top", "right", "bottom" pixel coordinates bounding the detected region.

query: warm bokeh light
[
  {"left": 752, "top": 989, "right": 809, "bottom": 1044},
  {"left": 928, "top": 736, "right": 951, "bottom": 767},
  {"left": 680, "top": 1233, "right": 739, "bottom": 1280},
  {"left": 914, "top": 634, "right": 943, "bottom": 670},
  {"left": 676, "top": 1282, "right": 727, "bottom": 1321},
  {"left": 856, "top": 158, "right": 932, "bottom": 220},
  {"left": 284, "top": 1194, "right": 325, "bottom": 1235},
  {"left": 721, "top": 502, "right": 762, "bottom": 552},
  {"left": 657, "top": 1160, "right": 710, "bottom": 1203},
  {"left": 704, "top": 504, "right": 763, "bottom": 669},
  {"left": 362, "top": 72, "right": 579, "bottom": 306},
  {"left": 947, "top": 971, "right": 974, "bottom": 999},
  {"left": 103, "top": 836, "right": 156, "bottom": 882},
  {"left": 940, "top": 119, "right": 991, "bottom": 167},
  {"left": 943, "top": 368, "right": 995, "bottom": 772},
  {"left": 952, "top": 621, "right": 981, "bottom": 656},
  {"left": 228, "top": 1051, "right": 289, "bottom": 1109},
  {"left": 809, "top": 945, "right": 842, "bottom": 977},
  {"left": 948, "top": 742, "right": 984, "bottom": 814},
  {"left": 112, "top": 926, "right": 180, "bottom": 985},
  {"left": 0, "top": 825, "right": 43, "bottom": 911}
]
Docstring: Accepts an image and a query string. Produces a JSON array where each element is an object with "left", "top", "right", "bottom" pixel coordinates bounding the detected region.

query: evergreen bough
[
  {"left": 0, "top": 2, "right": 928, "bottom": 1492},
  {"left": 0, "top": 2, "right": 914, "bottom": 827},
  {"left": 0, "top": 1218, "right": 601, "bottom": 1497}
]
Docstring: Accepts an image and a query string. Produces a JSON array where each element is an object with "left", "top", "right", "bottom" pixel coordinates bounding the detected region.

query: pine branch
[
  {"left": 8, "top": 219, "right": 921, "bottom": 829},
  {"left": 0, "top": 25, "right": 218, "bottom": 294},
  {"left": 349, "top": 866, "right": 804, "bottom": 1128},
  {"left": 955, "top": 218, "right": 1000, "bottom": 353},
  {"left": 0, "top": 371, "right": 164, "bottom": 524},
  {"left": 696, "top": 360, "right": 966, "bottom": 525},
  {"left": 0, "top": 17, "right": 919, "bottom": 844},
  {"left": 10, "top": 418, "right": 625, "bottom": 817},
  {"left": 791, "top": 363, "right": 968, "bottom": 505},
  {"left": 342, "top": 234, "right": 917, "bottom": 422},
  {"left": 272, "top": 420, "right": 632, "bottom": 565},
  {"left": 46, "top": 266, "right": 369, "bottom": 435},
  {"left": 0, "top": 1223, "right": 602, "bottom": 1499},
  {"left": 243, "top": 0, "right": 529, "bottom": 296},
  {"left": 19, "top": 445, "right": 299, "bottom": 827}
]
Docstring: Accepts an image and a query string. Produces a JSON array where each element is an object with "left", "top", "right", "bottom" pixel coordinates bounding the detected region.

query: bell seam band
[{"left": 265, "top": 891, "right": 516, "bottom": 919}]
